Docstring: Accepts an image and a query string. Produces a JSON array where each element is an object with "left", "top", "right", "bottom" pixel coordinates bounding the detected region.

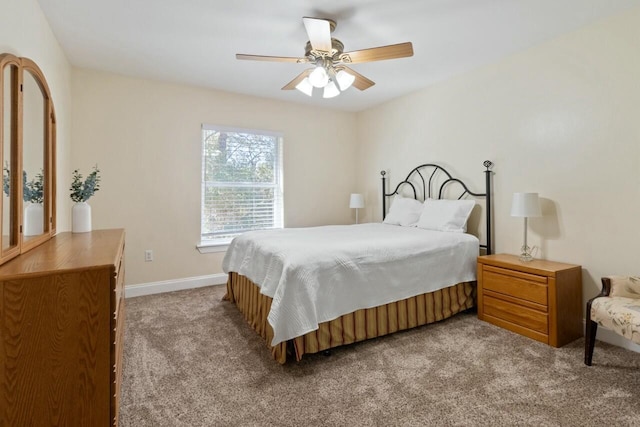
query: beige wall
[
  {"left": 22, "top": 0, "right": 635, "bottom": 302},
  {"left": 71, "top": 69, "right": 358, "bottom": 285},
  {"left": 356, "top": 8, "right": 640, "bottom": 305},
  {"left": 0, "top": 0, "right": 72, "bottom": 230}
]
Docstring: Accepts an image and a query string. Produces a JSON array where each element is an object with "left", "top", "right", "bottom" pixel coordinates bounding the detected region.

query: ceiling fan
[{"left": 236, "top": 17, "right": 414, "bottom": 98}]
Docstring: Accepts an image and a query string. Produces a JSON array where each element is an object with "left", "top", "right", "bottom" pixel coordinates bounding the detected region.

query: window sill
[{"left": 196, "top": 240, "right": 231, "bottom": 254}]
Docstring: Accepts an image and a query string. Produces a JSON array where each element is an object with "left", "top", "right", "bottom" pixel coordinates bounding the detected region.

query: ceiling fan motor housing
[{"left": 304, "top": 38, "right": 345, "bottom": 61}]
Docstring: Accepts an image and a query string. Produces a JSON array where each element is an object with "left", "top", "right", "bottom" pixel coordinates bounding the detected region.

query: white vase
[
  {"left": 72, "top": 202, "right": 92, "bottom": 233},
  {"left": 24, "top": 202, "right": 44, "bottom": 236}
]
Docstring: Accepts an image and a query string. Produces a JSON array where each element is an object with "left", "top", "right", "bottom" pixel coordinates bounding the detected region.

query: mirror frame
[
  {"left": 0, "top": 53, "right": 56, "bottom": 265},
  {"left": 0, "top": 54, "right": 20, "bottom": 264}
]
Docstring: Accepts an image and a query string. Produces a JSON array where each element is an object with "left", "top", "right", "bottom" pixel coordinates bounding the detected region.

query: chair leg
[{"left": 585, "top": 318, "right": 598, "bottom": 366}]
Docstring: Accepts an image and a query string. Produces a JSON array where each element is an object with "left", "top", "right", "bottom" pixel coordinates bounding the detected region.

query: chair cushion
[
  {"left": 609, "top": 276, "right": 640, "bottom": 299},
  {"left": 591, "top": 296, "right": 640, "bottom": 345}
]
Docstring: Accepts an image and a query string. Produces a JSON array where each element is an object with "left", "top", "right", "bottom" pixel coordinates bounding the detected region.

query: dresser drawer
[
  {"left": 483, "top": 265, "right": 548, "bottom": 306},
  {"left": 484, "top": 295, "right": 548, "bottom": 334}
]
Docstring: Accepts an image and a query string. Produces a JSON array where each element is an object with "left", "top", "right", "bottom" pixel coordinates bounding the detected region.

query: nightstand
[{"left": 477, "top": 254, "right": 582, "bottom": 347}]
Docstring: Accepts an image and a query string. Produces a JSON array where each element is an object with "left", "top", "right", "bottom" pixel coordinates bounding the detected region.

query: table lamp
[
  {"left": 350, "top": 193, "right": 365, "bottom": 224},
  {"left": 510, "top": 192, "right": 541, "bottom": 262}
]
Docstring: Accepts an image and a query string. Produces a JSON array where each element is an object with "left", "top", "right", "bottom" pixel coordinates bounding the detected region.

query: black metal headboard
[{"left": 381, "top": 160, "right": 494, "bottom": 255}]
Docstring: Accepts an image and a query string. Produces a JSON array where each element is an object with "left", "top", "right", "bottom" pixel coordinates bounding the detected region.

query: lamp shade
[
  {"left": 510, "top": 193, "right": 542, "bottom": 217},
  {"left": 349, "top": 193, "right": 365, "bottom": 209}
]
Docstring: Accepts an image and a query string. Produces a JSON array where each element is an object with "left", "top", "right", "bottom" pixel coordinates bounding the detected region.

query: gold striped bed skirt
[{"left": 224, "top": 272, "right": 476, "bottom": 364}]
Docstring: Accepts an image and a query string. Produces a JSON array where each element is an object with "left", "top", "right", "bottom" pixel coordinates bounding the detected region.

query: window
[{"left": 200, "top": 125, "right": 283, "bottom": 246}]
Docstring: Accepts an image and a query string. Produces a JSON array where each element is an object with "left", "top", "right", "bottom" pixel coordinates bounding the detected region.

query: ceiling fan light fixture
[
  {"left": 295, "top": 77, "right": 314, "bottom": 96},
  {"left": 323, "top": 81, "right": 340, "bottom": 98},
  {"left": 237, "top": 17, "right": 413, "bottom": 98},
  {"left": 336, "top": 69, "right": 356, "bottom": 91},
  {"left": 308, "top": 65, "right": 329, "bottom": 87}
]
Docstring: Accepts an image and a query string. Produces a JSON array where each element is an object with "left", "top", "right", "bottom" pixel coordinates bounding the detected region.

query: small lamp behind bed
[
  {"left": 511, "top": 192, "right": 542, "bottom": 262},
  {"left": 350, "top": 193, "right": 365, "bottom": 224}
]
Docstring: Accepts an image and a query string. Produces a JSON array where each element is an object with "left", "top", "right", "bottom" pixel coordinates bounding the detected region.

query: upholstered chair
[{"left": 585, "top": 276, "right": 640, "bottom": 365}]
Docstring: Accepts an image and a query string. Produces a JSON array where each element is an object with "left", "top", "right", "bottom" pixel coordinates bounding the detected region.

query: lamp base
[
  {"left": 519, "top": 253, "right": 534, "bottom": 262},
  {"left": 519, "top": 245, "right": 534, "bottom": 262}
]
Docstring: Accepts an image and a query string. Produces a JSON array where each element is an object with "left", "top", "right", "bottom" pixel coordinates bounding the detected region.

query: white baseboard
[{"left": 125, "top": 273, "right": 227, "bottom": 298}]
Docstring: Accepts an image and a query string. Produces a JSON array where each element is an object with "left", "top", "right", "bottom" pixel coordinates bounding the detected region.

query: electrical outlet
[{"left": 144, "top": 250, "right": 153, "bottom": 262}]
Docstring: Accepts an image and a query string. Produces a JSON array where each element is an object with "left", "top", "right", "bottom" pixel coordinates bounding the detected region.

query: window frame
[{"left": 198, "top": 124, "right": 283, "bottom": 251}]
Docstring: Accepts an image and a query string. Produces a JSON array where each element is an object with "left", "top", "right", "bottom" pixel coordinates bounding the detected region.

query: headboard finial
[
  {"left": 380, "top": 170, "right": 386, "bottom": 177},
  {"left": 483, "top": 160, "right": 493, "bottom": 170}
]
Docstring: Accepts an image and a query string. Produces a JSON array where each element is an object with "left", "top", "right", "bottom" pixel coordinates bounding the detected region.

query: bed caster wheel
[{"left": 322, "top": 350, "right": 332, "bottom": 357}]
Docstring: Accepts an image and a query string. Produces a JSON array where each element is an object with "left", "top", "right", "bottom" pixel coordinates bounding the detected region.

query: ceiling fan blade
[
  {"left": 281, "top": 69, "right": 312, "bottom": 90},
  {"left": 340, "top": 66, "right": 375, "bottom": 91},
  {"left": 340, "top": 42, "right": 413, "bottom": 64},
  {"left": 302, "top": 17, "right": 332, "bottom": 53},
  {"left": 236, "top": 54, "right": 307, "bottom": 63}
]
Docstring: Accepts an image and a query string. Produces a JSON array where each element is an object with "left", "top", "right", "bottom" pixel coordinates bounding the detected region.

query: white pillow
[
  {"left": 416, "top": 198, "right": 475, "bottom": 233},
  {"left": 383, "top": 196, "right": 424, "bottom": 227}
]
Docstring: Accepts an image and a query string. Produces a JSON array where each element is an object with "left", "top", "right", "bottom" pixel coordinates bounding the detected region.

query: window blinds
[{"left": 201, "top": 125, "right": 283, "bottom": 242}]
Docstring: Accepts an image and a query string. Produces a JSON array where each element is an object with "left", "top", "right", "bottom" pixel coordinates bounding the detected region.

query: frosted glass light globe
[
  {"left": 295, "top": 77, "right": 313, "bottom": 96},
  {"left": 323, "top": 81, "right": 340, "bottom": 98},
  {"left": 308, "top": 66, "right": 329, "bottom": 88},
  {"left": 336, "top": 69, "right": 355, "bottom": 90}
]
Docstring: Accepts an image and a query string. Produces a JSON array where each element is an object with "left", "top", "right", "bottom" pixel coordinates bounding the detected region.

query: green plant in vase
[
  {"left": 70, "top": 165, "right": 101, "bottom": 202},
  {"left": 70, "top": 165, "right": 100, "bottom": 233}
]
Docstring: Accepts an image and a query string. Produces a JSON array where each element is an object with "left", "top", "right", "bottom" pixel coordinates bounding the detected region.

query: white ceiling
[{"left": 37, "top": 0, "right": 639, "bottom": 112}]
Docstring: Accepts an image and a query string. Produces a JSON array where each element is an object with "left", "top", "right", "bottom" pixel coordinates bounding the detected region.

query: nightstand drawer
[
  {"left": 483, "top": 265, "right": 548, "bottom": 306},
  {"left": 484, "top": 295, "right": 548, "bottom": 334}
]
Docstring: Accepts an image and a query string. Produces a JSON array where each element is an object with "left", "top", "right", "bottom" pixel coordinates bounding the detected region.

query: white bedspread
[{"left": 222, "top": 223, "right": 479, "bottom": 346}]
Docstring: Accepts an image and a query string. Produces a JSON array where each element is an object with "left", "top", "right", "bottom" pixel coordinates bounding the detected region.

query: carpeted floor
[{"left": 119, "top": 285, "right": 640, "bottom": 427}]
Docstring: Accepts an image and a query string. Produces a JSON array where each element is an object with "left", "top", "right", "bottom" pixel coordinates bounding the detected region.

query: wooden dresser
[
  {"left": 477, "top": 254, "right": 582, "bottom": 347},
  {"left": 0, "top": 229, "right": 125, "bottom": 426}
]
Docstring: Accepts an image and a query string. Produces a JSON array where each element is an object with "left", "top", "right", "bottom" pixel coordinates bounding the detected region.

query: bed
[{"left": 223, "top": 160, "right": 494, "bottom": 363}]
